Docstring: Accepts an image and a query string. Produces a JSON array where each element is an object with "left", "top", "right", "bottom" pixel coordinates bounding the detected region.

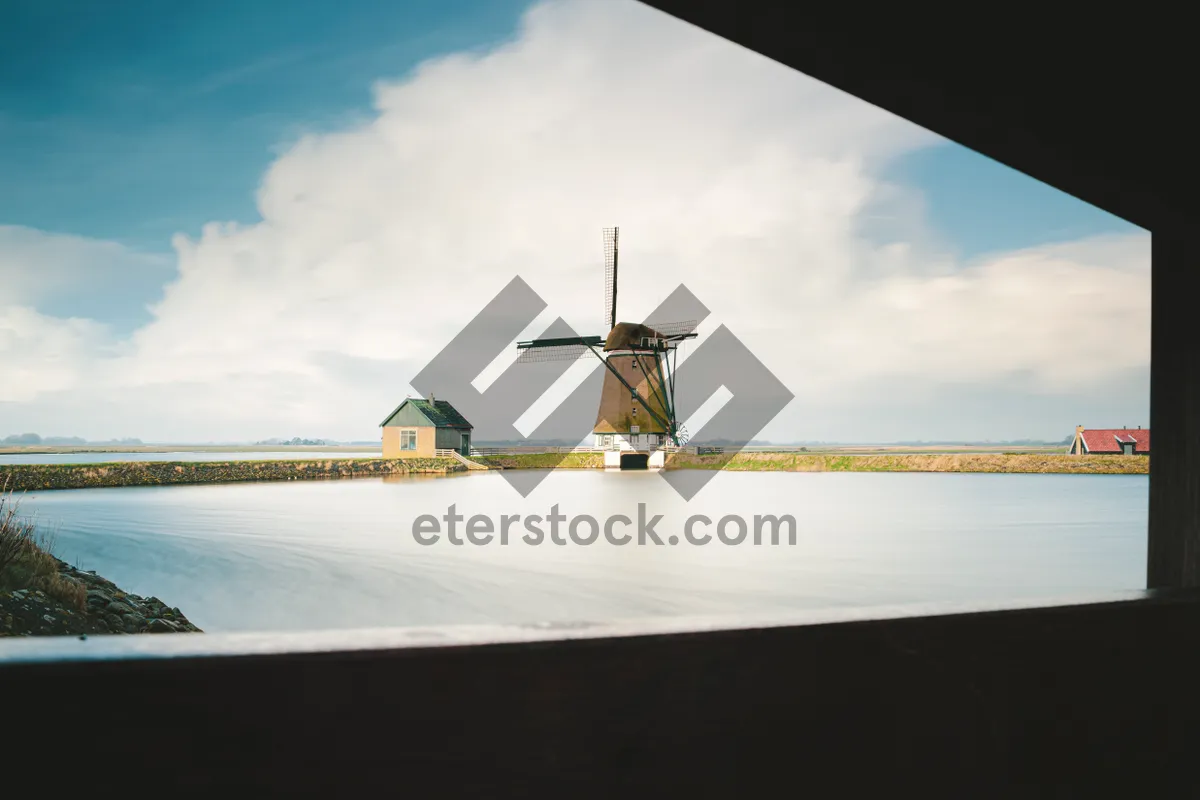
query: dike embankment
[
  {"left": 0, "top": 452, "right": 1146, "bottom": 494},
  {"left": 0, "top": 457, "right": 464, "bottom": 492},
  {"left": 474, "top": 451, "right": 1148, "bottom": 474}
]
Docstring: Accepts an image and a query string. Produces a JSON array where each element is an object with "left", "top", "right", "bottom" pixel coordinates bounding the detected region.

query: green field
[
  {"left": 474, "top": 451, "right": 1145, "bottom": 474},
  {"left": 666, "top": 452, "right": 1146, "bottom": 474}
]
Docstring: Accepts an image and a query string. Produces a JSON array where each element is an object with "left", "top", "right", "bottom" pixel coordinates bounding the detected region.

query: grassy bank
[
  {"left": 1, "top": 487, "right": 86, "bottom": 611},
  {"left": 472, "top": 453, "right": 604, "bottom": 469},
  {"left": 471, "top": 451, "right": 1146, "bottom": 474},
  {"left": 0, "top": 457, "right": 462, "bottom": 492},
  {"left": 1, "top": 487, "right": 202, "bottom": 636},
  {"left": 663, "top": 452, "right": 1148, "bottom": 474},
  {"left": 0, "top": 453, "right": 1146, "bottom": 492}
]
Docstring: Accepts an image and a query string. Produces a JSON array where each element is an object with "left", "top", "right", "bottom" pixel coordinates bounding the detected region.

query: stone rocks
[{"left": 0, "top": 557, "right": 202, "bottom": 637}]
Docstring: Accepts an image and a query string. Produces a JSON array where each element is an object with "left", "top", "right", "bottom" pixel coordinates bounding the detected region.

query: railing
[{"left": 435, "top": 449, "right": 492, "bottom": 470}]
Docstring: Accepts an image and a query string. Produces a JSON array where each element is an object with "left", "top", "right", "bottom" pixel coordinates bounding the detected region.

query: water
[
  {"left": 12, "top": 470, "right": 1147, "bottom": 634},
  {"left": 0, "top": 451, "right": 380, "bottom": 465}
]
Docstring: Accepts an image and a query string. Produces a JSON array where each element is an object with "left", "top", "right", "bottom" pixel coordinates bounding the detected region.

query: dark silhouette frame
[{"left": 3, "top": 4, "right": 1195, "bottom": 794}]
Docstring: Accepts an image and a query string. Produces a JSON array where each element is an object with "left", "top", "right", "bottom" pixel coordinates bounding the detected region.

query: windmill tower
[{"left": 515, "top": 227, "right": 698, "bottom": 468}]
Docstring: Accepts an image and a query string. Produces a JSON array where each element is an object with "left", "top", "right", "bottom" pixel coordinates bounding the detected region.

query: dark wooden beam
[
  {"left": 1148, "top": 223, "right": 1200, "bottom": 587},
  {"left": 635, "top": 3, "right": 1185, "bottom": 232},
  {"left": 4, "top": 593, "right": 1200, "bottom": 794}
]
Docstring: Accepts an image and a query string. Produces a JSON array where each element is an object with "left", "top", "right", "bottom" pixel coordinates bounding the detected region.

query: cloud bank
[{"left": 0, "top": 0, "right": 1149, "bottom": 442}]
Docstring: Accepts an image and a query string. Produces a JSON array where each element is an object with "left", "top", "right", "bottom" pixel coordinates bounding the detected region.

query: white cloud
[
  {"left": 0, "top": 0, "right": 1150, "bottom": 442},
  {"left": 790, "top": 232, "right": 1150, "bottom": 394},
  {"left": 0, "top": 225, "right": 169, "bottom": 309},
  {"left": 0, "top": 305, "right": 115, "bottom": 402}
]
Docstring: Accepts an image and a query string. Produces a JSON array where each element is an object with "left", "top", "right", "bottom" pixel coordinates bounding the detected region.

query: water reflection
[{"left": 14, "top": 470, "right": 1147, "bottom": 635}]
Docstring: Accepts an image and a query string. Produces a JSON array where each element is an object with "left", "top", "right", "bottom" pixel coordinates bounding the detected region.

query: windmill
[{"left": 515, "top": 227, "right": 699, "bottom": 453}]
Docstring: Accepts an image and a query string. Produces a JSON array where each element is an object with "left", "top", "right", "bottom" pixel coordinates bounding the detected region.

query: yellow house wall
[{"left": 382, "top": 426, "right": 437, "bottom": 458}]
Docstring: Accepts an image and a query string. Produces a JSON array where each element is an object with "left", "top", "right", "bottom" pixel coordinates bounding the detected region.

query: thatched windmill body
[{"left": 516, "top": 227, "right": 697, "bottom": 468}]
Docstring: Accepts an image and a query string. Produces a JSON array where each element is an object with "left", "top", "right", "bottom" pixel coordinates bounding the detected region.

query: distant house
[
  {"left": 380, "top": 395, "right": 473, "bottom": 458},
  {"left": 1069, "top": 425, "right": 1150, "bottom": 456}
]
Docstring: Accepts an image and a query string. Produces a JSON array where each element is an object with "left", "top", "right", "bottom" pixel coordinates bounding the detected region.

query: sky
[{"left": 0, "top": 0, "right": 1149, "bottom": 444}]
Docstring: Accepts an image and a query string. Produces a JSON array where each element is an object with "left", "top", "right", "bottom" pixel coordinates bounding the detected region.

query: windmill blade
[
  {"left": 515, "top": 334, "right": 604, "bottom": 364},
  {"left": 603, "top": 226, "right": 618, "bottom": 330},
  {"left": 643, "top": 319, "right": 701, "bottom": 338},
  {"left": 516, "top": 344, "right": 594, "bottom": 363}
]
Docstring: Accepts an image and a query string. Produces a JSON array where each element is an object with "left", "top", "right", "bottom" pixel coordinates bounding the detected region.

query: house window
[
  {"left": 400, "top": 430, "right": 418, "bottom": 451},
  {"left": 602, "top": 435, "right": 613, "bottom": 449},
  {"left": 1121, "top": 442, "right": 1134, "bottom": 455}
]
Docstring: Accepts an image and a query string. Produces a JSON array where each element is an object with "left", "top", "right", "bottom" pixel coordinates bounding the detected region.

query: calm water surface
[
  {"left": 0, "top": 451, "right": 379, "bottom": 465},
  {"left": 14, "top": 470, "right": 1147, "bottom": 634}
]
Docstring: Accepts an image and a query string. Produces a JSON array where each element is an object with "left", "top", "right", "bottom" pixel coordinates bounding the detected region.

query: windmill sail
[
  {"left": 642, "top": 319, "right": 700, "bottom": 337},
  {"left": 603, "top": 226, "right": 618, "bottom": 331},
  {"left": 515, "top": 336, "right": 599, "bottom": 363}
]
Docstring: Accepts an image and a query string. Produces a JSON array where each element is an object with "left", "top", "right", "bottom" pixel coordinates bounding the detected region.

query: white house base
[{"left": 603, "top": 449, "right": 665, "bottom": 470}]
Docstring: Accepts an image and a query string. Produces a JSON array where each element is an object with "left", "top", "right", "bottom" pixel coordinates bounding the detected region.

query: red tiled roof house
[{"left": 1069, "top": 425, "right": 1150, "bottom": 456}]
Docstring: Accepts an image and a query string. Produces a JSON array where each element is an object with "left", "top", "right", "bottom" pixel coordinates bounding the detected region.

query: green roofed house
[{"left": 380, "top": 394, "right": 473, "bottom": 458}]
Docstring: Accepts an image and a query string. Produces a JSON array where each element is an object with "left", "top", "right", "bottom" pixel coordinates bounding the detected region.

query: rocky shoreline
[{"left": 0, "top": 556, "right": 201, "bottom": 638}]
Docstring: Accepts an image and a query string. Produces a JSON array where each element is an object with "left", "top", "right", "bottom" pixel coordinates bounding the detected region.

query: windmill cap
[{"left": 604, "top": 322, "right": 665, "bottom": 351}]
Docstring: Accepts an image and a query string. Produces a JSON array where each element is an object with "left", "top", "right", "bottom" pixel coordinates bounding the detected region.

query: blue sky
[
  {"left": 2, "top": 0, "right": 1136, "bottom": 261},
  {"left": 0, "top": 0, "right": 1150, "bottom": 442},
  {"left": 1, "top": 0, "right": 529, "bottom": 250}
]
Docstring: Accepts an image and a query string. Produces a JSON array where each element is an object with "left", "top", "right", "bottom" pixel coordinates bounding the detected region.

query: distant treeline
[
  {"left": 879, "top": 437, "right": 1074, "bottom": 446},
  {"left": 2, "top": 433, "right": 381, "bottom": 447},
  {"left": 4, "top": 431, "right": 1074, "bottom": 448},
  {"left": 254, "top": 437, "right": 331, "bottom": 446},
  {"left": 1, "top": 433, "right": 143, "bottom": 446},
  {"left": 254, "top": 438, "right": 380, "bottom": 446}
]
